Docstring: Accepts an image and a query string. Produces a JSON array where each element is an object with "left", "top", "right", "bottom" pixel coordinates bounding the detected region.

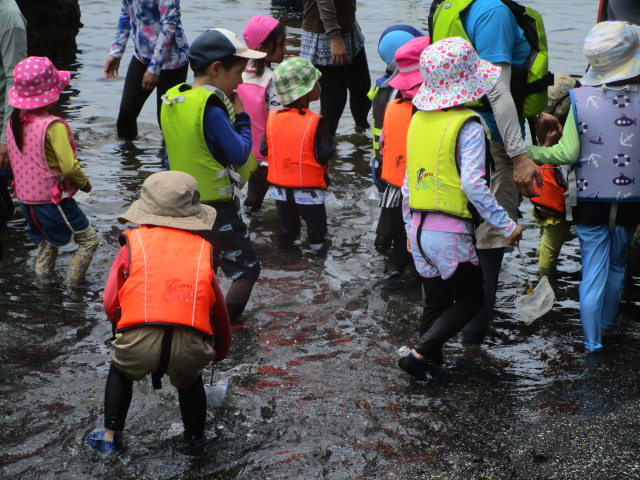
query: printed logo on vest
[{"left": 165, "top": 278, "right": 195, "bottom": 302}]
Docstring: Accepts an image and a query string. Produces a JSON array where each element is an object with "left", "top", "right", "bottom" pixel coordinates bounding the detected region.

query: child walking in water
[
  {"left": 237, "top": 15, "right": 287, "bottom": 215},
  {"left": 6, "top": 57, "right": 98, "bottom": 287},
  {"left": 374, "top": 35, "right": 430, "bottom": 283},
  {"left": 263, "top": 57, "right": 336, "bottom": 254},
  {"left": 87, "top": 171, "right": 231, "bottom": 453},
  {"left": 526, "top": 22, "right": 640, "bottom": 355},
  {"left": 398, "top": 38, "right": 522, "bottom": 381}
]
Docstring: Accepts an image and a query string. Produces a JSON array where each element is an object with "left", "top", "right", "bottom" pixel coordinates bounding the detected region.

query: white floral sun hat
[{"left": 412, "top": 37, "right": 501, "bottom": 112}]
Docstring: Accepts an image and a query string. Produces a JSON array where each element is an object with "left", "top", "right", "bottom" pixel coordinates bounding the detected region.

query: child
[
  {"left": 237, "top": 15, "right": 287, "bottom": 215},
  {"left": 87, "top": 171, "right": 231, "bottom": 453},
  {"left": 526, "top": 22, "right": 640, "bottom": 355},
  {"left": 374, "top": 35, "right": 430, "bottom": 283},
  {"left": 263, "top": 57, "right": 336, "bottom": 253},
  {"left": 6, "top": 57, "right": 98, "bottom": 286},
  {"left": 370, "top": 24, "right": 424, "bottom": 191},
  {"left": 161, "top": 28, "right": 265, "bottom": 323},
  {"left": 530, "top": 73, "right": 580, "bottom": 276},
  {"left": 397, "top": 38, "right": 522, "bottom": 381}
]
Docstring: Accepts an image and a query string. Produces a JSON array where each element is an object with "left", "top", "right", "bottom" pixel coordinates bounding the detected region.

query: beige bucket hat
[{"left": 118, "top": 171, "right": 216, "bottom": 231}]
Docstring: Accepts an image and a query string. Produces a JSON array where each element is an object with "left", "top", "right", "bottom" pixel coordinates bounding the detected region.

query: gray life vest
[{"left": 571, "top": 85, "right": 640, "bottom": 203}]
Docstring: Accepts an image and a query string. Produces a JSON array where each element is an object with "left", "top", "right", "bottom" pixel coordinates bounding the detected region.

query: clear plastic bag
[{"left": 515, "top": 275, "right": 556, "bottom": 324}]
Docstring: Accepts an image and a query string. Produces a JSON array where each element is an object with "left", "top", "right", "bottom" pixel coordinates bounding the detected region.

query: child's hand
[
  {"left": 81, "top": 178, "right": 93, "bottom": 193},
  {"left": 406, "top": 238, "right": 412, "bottom": 253},
  {"left": 230, "top": 92, "right": 245, "bottom": 114},
  {"left": 505, "top": 224, "right": 523, "bottom": 246},
  {"left": 535, "top": 112, "right": 563, "bottom": 147}
]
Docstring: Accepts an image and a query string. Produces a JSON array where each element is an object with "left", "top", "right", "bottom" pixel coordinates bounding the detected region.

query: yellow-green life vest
[
  {"left": 161, "top": 84, "right": 257, "bottom": 203},
  {"left": 407, "top": 108, "right": 479, "bottom": 219},
  {"left": 430, "top": 0, "right": 550, "bottom": 118}
]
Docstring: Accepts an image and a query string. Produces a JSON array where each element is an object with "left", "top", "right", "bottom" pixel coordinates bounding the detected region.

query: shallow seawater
[{"left": 2, "top": 1, "right": 640, "bottom": 479}]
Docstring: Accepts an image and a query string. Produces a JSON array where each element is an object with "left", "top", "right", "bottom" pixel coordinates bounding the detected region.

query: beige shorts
[{"left": 111, "top": 326, "right": 215, "bottom": 389}]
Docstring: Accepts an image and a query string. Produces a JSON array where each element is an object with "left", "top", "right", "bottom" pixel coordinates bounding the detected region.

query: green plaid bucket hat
[{"left": 273, "top": 57, "right": 321, "bottom": 105}]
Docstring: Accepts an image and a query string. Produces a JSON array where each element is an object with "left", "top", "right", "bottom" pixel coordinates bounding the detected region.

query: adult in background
[
  {"left": 104, "top": 0, "right": 189, "bottom": 141},
  {"left": 429, "top": 0, "right": 561, "bottom": 345},
  {"left": 598, "top": 0, "right": 640, "bottom": 24},
  {"left": 0, "top": 0, "right": 27, "bottom": 258},
  {"left": 301, "top": 0, "right": 371, "bottom": 136}
]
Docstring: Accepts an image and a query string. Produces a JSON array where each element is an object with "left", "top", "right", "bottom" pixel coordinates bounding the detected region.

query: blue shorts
[
  {"left": 200, "top": 201, "right": 261, "bottom": 281},
  {"left": 20, "top": 198, "right": 91, "bottom": 246}
]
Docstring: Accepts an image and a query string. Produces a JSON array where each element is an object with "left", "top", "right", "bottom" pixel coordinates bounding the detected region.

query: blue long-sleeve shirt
[{"left": 203, "top": 107, "right": 252, "bottom": 167}]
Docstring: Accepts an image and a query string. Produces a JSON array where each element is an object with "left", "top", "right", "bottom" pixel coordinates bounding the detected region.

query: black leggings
[
  {"left": 104, "top": 362, "right": 207, "bottom": 440},
  {"left": 244, "top": 165, "right": 270, "bottom": 212},
  {"left": 413, "top": 261, "right": 485, "bottom": 363},
  {"left": 117, "top": 57, "right": 189, "bottom": 140},
  {"left": 316, "top": 47, "right": 371, "bottom": 136},
  {"left": 275, "top": 189, "right": 327, "bottom": 248},
  {"left": 460, "top": 247, "right": 505, "bottom": 344}
]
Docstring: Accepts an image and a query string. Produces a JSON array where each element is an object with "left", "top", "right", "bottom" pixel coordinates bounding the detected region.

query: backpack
[{"left": 429, "top": 0, "right": 553, "bottom": 118}]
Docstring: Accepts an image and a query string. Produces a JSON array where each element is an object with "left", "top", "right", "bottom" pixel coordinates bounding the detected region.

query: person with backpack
[
  {"left": 429, "top": 0, "right": 560, "bottom": 345},
  {"left": 526, "top": 21, "right": 640, "bottom": 355}
]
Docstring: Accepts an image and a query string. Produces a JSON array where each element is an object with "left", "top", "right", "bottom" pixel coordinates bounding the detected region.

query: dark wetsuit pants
[
  {"left": 316, "top": 47, "right": 371, "bottom": 136},
  {"left": 413, "top": 261, "right": 484, "bottom": 363},
  {"left": 117, "top": 56, "right": 188, "bottom": 140},
  {"left": 104, "top": 362, "right": 206, "bottom": 441},
  {"left": 275, "top": 189, "right": 327, "bottom": 248}
]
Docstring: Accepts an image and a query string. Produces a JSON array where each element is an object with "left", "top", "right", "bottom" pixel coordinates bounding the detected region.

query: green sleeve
[{"left": 526, "top": 105, "right": 581, "bottom": 166}]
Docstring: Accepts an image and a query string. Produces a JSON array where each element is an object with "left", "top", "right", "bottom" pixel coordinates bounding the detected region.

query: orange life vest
[
  {"left": 380, "top": 99, "right": 414, "bottom": 187},
  {"left": 266, "top": 107, "right": 328, "bottom": 189},
  {"left": 531, "top": 165, "right": 566, "bottom": 214},
  {"left": 116, "top": 226, "right": 216, "bottom": 335}
]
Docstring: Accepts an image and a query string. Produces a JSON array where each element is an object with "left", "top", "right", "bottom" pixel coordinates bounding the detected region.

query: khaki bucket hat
[{"left": 118, "top": 171, "right": 216, "bottom": 231}]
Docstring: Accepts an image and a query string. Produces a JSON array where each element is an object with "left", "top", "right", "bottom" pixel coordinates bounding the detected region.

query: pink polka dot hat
[
  {"left": 412, "top": 37, "right": 501, "bottom": 112},
  {"left": 8, "top": 57, "right": 70, "bottom": 110}
]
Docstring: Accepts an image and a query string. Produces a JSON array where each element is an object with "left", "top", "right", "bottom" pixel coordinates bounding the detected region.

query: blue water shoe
[{"left": 86, "top": 429, "right": 122, "bottom": 454}]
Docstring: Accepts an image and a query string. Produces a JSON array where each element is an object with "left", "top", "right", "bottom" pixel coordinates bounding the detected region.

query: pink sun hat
[
  {"left": 412, "top": 37, "right": 501, "bottom": 112},
  {"left": 243, "top": 15, "right": 281, "bottom": 50},
  {"left": 8, "top": 57, "right": 70, "bottom": 110},
  {"left": 389, "top": 36, "right": 431, "bottom": 92}
]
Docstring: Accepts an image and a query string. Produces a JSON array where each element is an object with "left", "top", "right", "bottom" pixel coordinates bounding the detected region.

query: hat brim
[
  {"left": 118, "top": 199, "right": 217, "bottom": 231},
  {"left": 580, "top": 54, "right": 640, "bottom": 86},
  {"left": 389, "top": 69, "right": 423, "bottom": 92},
  {"left": 413, "top": 58, "right": 500, "bottom": 111},
  {"left": 234, "top": 49, "right": 268, "bottom": 60},
  {"left": 8, "top": 69, "right": 70, "bottom": 109}
]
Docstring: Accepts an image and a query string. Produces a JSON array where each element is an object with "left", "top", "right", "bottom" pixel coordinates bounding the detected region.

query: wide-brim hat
[
  {"left": 273, "top": 57, "right": 321, "bottom": 105},
  {"left": 243, "top": 15, "right": 281, "bottom": 50},
  {"left": 581, "top": 21, "right": 640, "bottom": 86},
  {"left": 378, "top": 24, "right": 424, "bottom": 65},
  {"left": 8, "top": 57, "right": 70, "bottom": 110},
  {"left": 389, "top": 36, "right": 431, "bottom": 92},
  {"left": 413, "top": 37, "right": 500, "bottom": 112},
  {"left": 189, "top": 28, "right": 266, "bottom": 71},
  {"left": 118, "top": 171, "right": 216, "bottom": 231}
]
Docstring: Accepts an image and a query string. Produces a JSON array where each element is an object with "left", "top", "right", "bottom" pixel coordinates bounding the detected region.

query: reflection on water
[{"left": 2, "top": 1, "right": 640, "bottom": 479}]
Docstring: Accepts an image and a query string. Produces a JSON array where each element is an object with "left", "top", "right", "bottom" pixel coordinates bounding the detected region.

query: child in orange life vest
[
  {"left": 237, "top": 15, "right": 287, "bottom": 215},
  {"left": 262, "top": 57, "right": 336, "bottom": 253},
  {"left": 530, "top": 73, "right": 580, "bottom": 276},
  {"left": 87, "top": 171, "right": 231, "bottom": 454},
  {"left": 6, "top": 57, "right": 98, "bottom": 287},
  {"left": 374, "top": 35, "right": 430, "bottom": 282},
  {"left": 397, "top": 38, "right": 522, "bottom": 382}
]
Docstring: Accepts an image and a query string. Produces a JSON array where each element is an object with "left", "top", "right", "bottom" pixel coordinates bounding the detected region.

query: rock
[{"left": 16, "top": 0, "right": 82, "bottom": 62}]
